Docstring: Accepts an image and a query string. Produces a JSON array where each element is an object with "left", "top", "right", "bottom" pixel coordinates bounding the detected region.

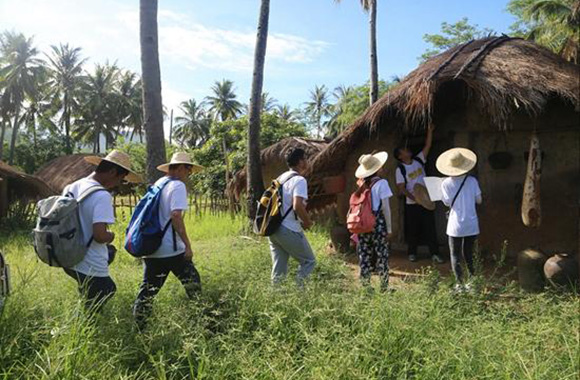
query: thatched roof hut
[
  {"left": 35, "top": 154, "right": 95, "bottom": 194},
  {"left": 0, "top": 161, "right": 52, "bottom": 218},
  {"left": 228, "top": 137, "right": 327, "bottom": 202},
  {"left": 306, "top": 37, "right": 580, "bottom": 256}
]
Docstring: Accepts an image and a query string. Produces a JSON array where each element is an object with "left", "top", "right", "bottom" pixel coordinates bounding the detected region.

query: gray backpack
[
  {"left": 33, "top": 185, "right": 107, "bottom": 268},
  {"left": 0, "top": 251, "right": 9, "bottom": 313}
]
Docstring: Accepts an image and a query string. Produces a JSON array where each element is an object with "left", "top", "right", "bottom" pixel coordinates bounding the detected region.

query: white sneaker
[
  {"left": 453, "top": 284, "right": 466, "bottom": 294},
  {"left": 464, "top": 282, "right": 475, "bottom": 293}
]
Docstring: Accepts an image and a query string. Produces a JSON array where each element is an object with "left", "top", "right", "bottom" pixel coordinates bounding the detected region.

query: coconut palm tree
[
  {"left": 0, "top": 32, "right": 44, "bottom": 164},
  {"left": 173, "top": 99, "right": 210, "bottom": 148},
  {"left": 20, "top": 77, "right": 57, "bottom": 148},
  {"left": 334, "top": 0, "right": 379, "bottom": 105},
  {"left": 114, "top": 70, "right": 144, "bottom": 143},
  {"left": 305, "top": 85, "right": 331, "bottom": 138},
  {"left": 205, "top": 79, "right": 243, "bottom": 121},
  {"left": 46, "top": 43, "right": 86, "bottom": 154},
  {"left": 275, "top": 104, "right": 297, "bottom": 122},
  {"left": 140, "top": 0, "right": 166, "bottom": 182},
  {"left": 326, "top": 85, "right": 355, "bottom": 137}
]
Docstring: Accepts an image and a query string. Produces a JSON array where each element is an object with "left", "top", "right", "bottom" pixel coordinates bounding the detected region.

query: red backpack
[{"left": 346, "top": 178, "right": 380, "bottom": 234}]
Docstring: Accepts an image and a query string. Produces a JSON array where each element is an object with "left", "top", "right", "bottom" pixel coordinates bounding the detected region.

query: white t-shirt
[
  {"left": 370, "top": 178, "right": 393, "bottom": 212},
  {"left": 146, "top": 177, "right": 189, "bottom": 258},
  {"left": 279, "top": 170, "right": 308, "bottom": 233},
  {"left": 62, "top": 177, "right": 114, "bottom": 277},
  {"left": 395, "top": 151, "right": 426, "bottom": 205},
  {"left": 441, "top": 175, "right": 482, "bottom": 237}
]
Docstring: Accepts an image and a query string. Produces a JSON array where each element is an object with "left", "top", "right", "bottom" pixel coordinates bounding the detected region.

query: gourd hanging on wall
[{"left": 521, "top": 133, "right": 542, "bottom": 228}]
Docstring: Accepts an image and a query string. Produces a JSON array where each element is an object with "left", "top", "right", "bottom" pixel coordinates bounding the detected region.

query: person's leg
[
  {"left": 423, "top": 209, "right": 441, "bottom": 258},
  {"left": 373, "top": 213, "right": 390, "bottom": 290},
  {"left": 63, "top": 268, "right": 116, "bottom": 311},
  {"left": 357, "top": 232, "right": 373, "bottom": 285},
  {"left": 169, "top": 254, "right": 202, "bottom": 298},
  {"left": 463, "top": 235, "right": 477, "bottom": 278},
  {"left": 273, "top": 227, "right": 316, "bottom": 283},
  {"left": 269, "top": 231, "right": 290, "bottom": 284},
  {"left": 448, "top": 236, "right": 464, "bottom": 283},
  {"left": 405, "top": 205, "right": 420, "bottom": 260},
  {"left": 133, "top": 258, "right": 171, "bottom": 330}
]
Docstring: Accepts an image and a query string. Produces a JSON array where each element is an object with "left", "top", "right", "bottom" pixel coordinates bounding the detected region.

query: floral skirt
[{"left": 357, "top": 210, "right": 390, "bottom": 287}]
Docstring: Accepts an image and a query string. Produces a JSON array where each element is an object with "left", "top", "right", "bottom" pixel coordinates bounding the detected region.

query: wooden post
[{"left": 0, "top": 177, "right": 7, "bottom": 219}]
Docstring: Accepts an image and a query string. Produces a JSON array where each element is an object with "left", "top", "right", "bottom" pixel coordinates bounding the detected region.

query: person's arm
[
  {"left": 422, "top": 123, "right": 434, "bottom": 158},
  {"left": 293, "top": 196, "right": 313, "bottom": 229},
  {"left": 171, "top": 210, "right": 193, "bottom": 259},
  {"left": 397, "top": 183, "right": 416, "bottom": 202},
  {"left": 92, "top": 223, "right": 114, "bottom": 244},
  {"left": 381, "top": 197, "right": 393, "bottom": 239},
  {"left": 475, "top": 179, "right": 483, "bottom": 205}
]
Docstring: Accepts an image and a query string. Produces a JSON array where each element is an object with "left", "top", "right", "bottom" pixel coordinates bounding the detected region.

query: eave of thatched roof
[
  {"left": 35, "top": 154, "right": 95, "bottom": 194},
  {"left": 0, "top": 161, "right": 52, "bottom": 199},
  {"left": 306, "top": 37, "right": 580, "bottom": 184}
]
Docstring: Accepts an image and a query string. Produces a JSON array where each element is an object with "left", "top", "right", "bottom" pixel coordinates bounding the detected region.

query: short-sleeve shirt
[
  {"left": 395, "top": 151, "right": 426, "bottom": 205},
  {"left": 441, "top": 175, "right": 482, "bottom": 237},
  {"left": 370, "top": 178, "right": 393, "bottom": 212},
  {"left": 278, "top": 170, "right": 308, "bottom": 233},
  {"left": 146, "top": 177, "right": 189, "bottom": 258},
  {"left": 62, "top": 177, "right": 114, "bottom": 277}
]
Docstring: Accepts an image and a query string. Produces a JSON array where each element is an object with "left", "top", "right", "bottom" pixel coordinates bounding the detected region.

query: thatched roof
[
  {"left": 35, "top": 154, "right": 95, "bottom": 194},
  {"left": 0, "top": 161, "right": 52, "bottom": 199},
  {"left": 305, "top": 38, "right": 580, "bottom": 205},
  {"left": 227, "top": 137, "right": 327, "bottom": 201}
]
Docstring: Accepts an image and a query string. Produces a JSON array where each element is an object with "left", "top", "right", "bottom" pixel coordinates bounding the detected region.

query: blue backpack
[{"left": 125, "top": 177, "right": 177, "bottom": 257}]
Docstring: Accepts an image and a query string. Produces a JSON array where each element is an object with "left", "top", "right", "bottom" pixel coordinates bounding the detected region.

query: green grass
[{"left": 0, "top": 213, "right": 578, "bottom": 379}]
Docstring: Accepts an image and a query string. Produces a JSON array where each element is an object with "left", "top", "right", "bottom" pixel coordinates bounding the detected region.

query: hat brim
[
  {"left": 413, "top": 183, "right": 436, "bottom": 211},
  {"left": 436, "top": 148, "right": 477, "bottom": 177},
  {"left": 84, "top": 156, "right": 143, "bottom": 183},
  {"left": 157, "top": 161, "right": 204, "bottom": 174},
  {"left": 355, "top": 151, "right": 389, "bottom": 179}
]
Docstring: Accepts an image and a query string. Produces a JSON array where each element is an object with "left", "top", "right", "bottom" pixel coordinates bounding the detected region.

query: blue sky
[{"left": 0, "top": 0, "right": 517, "bottom": 118}]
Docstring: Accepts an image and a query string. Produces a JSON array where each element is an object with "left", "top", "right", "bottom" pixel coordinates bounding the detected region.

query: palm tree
[
  {"left": 173, "top": 99, "right": 210, "bottom": 148},
  {"left": 326, "top": 85, "right": 355, "bottom": 137},
  {"left": 0, "top": 32, "right": 44, "bottom": 164},
  {"left": 275, "top": 104, "right": 297, "bottom": 122},
  {"left": 46, "top": 43, "right": 86, "bottom": 154},
  {"left": 526, "top": 0, "right": 579, "bottom": 63},
  {"left": 334, "top": 0, "right": 379, "bottom": 105},
  {"left": 140, "top": 0, "right": 167, "bottom": 183},
  {"left": 74, "top": 63, "right": 118, "bottom": 153},
  {"left": 305, "top": 85, "right": 331, "bottom": 138},
  {"left": 20, "top": 77, "right": 57, "bottom": 148}
]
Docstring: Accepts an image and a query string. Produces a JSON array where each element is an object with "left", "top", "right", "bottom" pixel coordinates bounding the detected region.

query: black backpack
[{"left": 397, "top": 156, "right": 425, "bottom": 185}]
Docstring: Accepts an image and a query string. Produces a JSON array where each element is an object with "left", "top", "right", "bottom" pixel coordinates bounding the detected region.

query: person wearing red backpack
[{"left": 349, "top": 151, "right": 393, "bottom": 290}]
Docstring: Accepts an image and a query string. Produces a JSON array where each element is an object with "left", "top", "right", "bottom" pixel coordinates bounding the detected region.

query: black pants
[
  {"left": 405, "top": 204, "right": 439, "bottom": 257},
  {"left": 133, "top": 253, "right": 201, "bottom": 329},
  {"left": 63, "top": 268, "right": 116, "bottom": 311},
  {"left": 448, "top": 236, "right": 477, "bottom": 283}
]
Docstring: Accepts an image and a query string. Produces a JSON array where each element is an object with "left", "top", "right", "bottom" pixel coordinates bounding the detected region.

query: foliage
[
  {"left": 421, "top": 18, "right": 495, "bottom": 61},
  {"left": 13, "top": 132, "right": 68, "bottom": 173}
]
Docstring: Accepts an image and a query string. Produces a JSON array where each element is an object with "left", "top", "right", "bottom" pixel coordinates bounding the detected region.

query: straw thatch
[
  {"left": 0, "top": 161, "right": 52, "bottom": 200},
  {"left": 35, "top": 154, "right": 95, "bottom": 194},
  {"left": 306, "top": 37, "right": 580, "bottom": 209},
  {"left": 227, "top": 137, "right": 327, "bottom": 202}
]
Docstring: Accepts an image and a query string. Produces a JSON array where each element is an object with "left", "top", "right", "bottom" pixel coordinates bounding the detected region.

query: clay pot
[
  {"left": 544, "top": 253, "right": 579, "bottom": 288},
  {"left": 330, "top": 225, "right": 352, "bottom": 253},
  {"left": 517, "top": 249, "right": 547, "bottom": 292}
]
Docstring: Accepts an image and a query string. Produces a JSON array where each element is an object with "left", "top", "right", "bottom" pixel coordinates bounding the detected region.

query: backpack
[
  {"left": 397, "top": 156, "right": 425, "bottom": 185},
  {"left": 33, "top": 185, "right": 107, "bottom": 268},
  {"left": 124, "top": 177, "right": 177, "bottom": 257},
  {"left": 346, "top": 178, "right": 381, "bottom": 234},
  {"left": 0, "top": 251, "right": 10, "bottom": 312},
  {"left": 253, "top": 173, "right": 298, "bottom": 236}
]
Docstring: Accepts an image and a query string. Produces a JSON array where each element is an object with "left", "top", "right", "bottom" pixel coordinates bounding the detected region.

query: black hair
[
  {"left": 169, "top": 163, "right": 193, "bottom": 171},
  {"left": 96, "top": 160, "right": 129, "bottom": 177},
  {"left": 393, "top": 146, "right": 406, "bottom": 161},
  {"left": 285, "top": 148, "right": 306, "bottom": 168}
]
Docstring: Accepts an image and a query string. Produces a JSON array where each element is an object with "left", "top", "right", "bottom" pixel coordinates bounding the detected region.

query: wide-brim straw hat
[
  {"left": 84, "top": 150, "right": 142, "bottom": 183},
  {"left": 157, "top": 152, "right": 204, "bottom": 174},
  {"left": 436, "top": 148, "right": 477, "bottom": 177},
  {"left": 413, "top": 183, "right": 436, "bottom": 211},
  {"left": 355, "top": 151, "right": 389, "bottom": 179}
]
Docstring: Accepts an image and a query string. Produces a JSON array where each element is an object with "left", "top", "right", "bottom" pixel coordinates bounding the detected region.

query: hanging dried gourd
[{"left": 521, "top": 133, "right": 542, "bottom": 228}]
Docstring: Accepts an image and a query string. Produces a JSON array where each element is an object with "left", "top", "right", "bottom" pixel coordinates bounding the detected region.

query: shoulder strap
[
  {"left": 278, "top": 172, "right": 299, "bottom": 186},
  {"left": 414, "top": 156, "right": 425, "bottom": 167},
  {"left": 450, "top": 176, "right": 469, "bottom": 209},
  {"left": 279, "top": 172, "right": 301, "bottom": 220},
  {"left": 397, "top": 164, "right": 407, "bottom": 185},
  {"left": 77, "top": 185, "right": 107, "bottom": 203}
]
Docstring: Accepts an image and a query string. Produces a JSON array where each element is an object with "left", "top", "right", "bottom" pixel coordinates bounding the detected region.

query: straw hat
[
  {"left": 84, "top": 150, "right": 142, "bottom": 183},
  {"left": 413, "top": 183, "right": 436, "bottom": 211},
  {"left": 157, "top": 152, "right": 204, "bottom": 174},
  {"left": 436, "top": 148, "right": 477, "bottom": 177},
  {"left": 355, "top": 151, "right": 389, "bottom": 179}
]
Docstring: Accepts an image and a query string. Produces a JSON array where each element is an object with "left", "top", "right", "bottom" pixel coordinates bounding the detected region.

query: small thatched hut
[
  {"left": 306, "top": 37, "right": 580, "bottom": 257},
  {"left": 0, "top": 161, "right": 52, "bottom": 218},
  {"left": 35, "top": 154, "right": 95, "bottom": 194},
  {"left": 228, "top": 137, "right": 327, "bottom": 203}
]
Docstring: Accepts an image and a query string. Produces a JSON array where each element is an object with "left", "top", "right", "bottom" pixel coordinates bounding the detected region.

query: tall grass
[{"left": 0, "top": 214, "right": 578, "bottom": 379}]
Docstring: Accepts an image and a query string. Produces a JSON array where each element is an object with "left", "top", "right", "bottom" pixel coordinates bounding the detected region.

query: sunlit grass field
[{"left": 0, "top": 212, "right": 578, "bottom": 379}]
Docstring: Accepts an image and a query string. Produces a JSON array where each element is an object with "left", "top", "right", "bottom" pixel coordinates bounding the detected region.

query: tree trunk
[
  {"left": 369, "top": 0, "right": 379, "bottom": 105},
  {"left": 140, "top": 0, "right": 166, "bottom": 184},
  {"left": 0, "top": 119, "right": 6, "bottom": 160},
  {"left": 129, "top": 127, "right": 136, "bottom": 142},
  {"left": 8, "top": 106, "right": 20, "bottom": 165},
  {"left": 247, "top": 0, "right": 270, "bottom": 219},
  {"left": 222, "top": 135, "right": 231, "bottom": 187},
  {"left": 169, "top": 108, "right": 173, "bottom": 145},
  {"left": 64, "top": 94, "right": 72, "bottom": 154}
]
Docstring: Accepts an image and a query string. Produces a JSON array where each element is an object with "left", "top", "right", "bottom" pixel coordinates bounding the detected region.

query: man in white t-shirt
[
  {"left": 394, "top": 124, "right": 443, "bottom": 263},
  {"left": 268, "top": 148, "right": 316, "bottom": 284},
  {"left": 62, "top": 150, "right": 141, "bottom": 310},
  {"left": 133, "top": 152, "right": 203, "bottom": 330}
]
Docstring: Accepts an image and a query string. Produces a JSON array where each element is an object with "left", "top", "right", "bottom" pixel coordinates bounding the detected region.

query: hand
[
  {"left": 184, "top": 246, "right": 193, "bottom": 260},
  {"left": 408, "top": 193, "right": 416, "bottom": 202},
  {"left": 302, "top": 220, "right": 314, "bottom": 230}
]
